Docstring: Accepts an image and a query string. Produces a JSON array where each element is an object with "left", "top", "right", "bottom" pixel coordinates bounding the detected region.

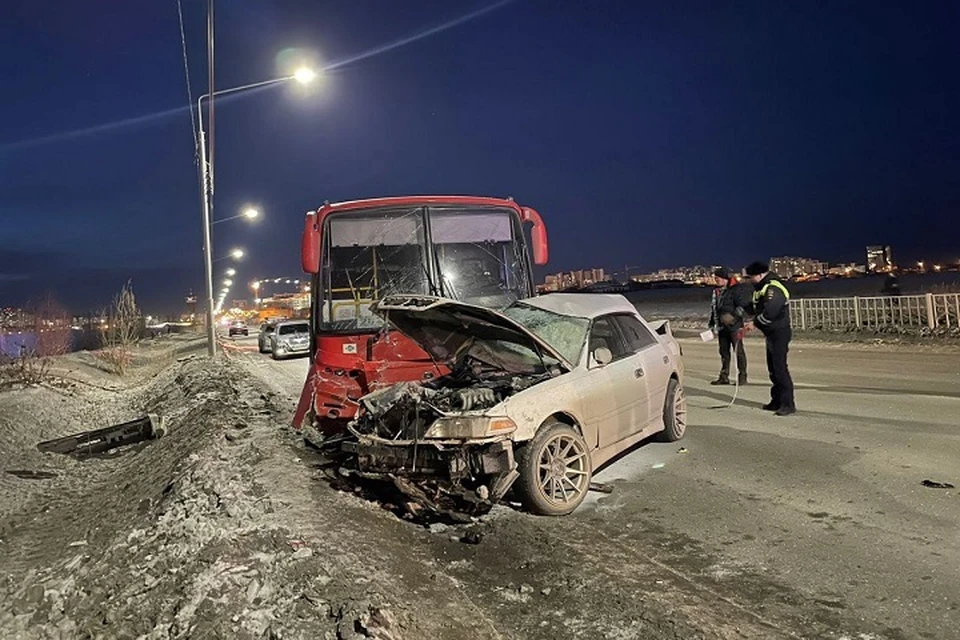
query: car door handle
[{"left": 635, "top": 367, "right": 645, "bottom": 378}]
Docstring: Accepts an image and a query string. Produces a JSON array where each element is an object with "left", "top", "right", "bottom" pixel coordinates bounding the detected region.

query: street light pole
[
  {"left": 194, "top": 68, "right": 316, "bottom": 357},
  {"left": 196, "top": 114, "right": 216, "bottom": 356}
]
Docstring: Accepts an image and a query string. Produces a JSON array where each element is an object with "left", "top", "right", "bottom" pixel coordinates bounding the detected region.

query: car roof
[
  {"left": 517, "top": 293, "right": 639, "bottom": 320},
  {"left": 275, "top": 319, "right": 309, "bottom": 326}
]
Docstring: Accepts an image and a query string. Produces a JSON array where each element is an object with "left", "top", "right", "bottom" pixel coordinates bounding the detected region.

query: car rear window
[
  {"left": 278, "top": 323, "right": 309, "bottom": 335},
  {"left": 612, "top": 314, "right": 659, "bottom": 352}
]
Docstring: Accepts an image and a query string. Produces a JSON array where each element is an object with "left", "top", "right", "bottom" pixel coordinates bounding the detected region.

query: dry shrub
[
  {"left": 0, "top": 294, "right": 72, "bottom": 390},
  {"left": 98, "top": 280, "right": 142, "bottom": 375}
]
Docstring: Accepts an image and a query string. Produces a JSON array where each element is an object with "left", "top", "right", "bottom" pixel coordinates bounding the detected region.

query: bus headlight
[{"left": 424, "top": 416, "right": 517, "bottom": 439}]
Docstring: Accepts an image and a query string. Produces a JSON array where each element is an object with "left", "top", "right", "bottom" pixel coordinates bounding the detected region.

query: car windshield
[
  {"left": 502, "top": 302, "right": 589, "bottom": 366},
  {"left": 278, "top": 323, "right": 309, "bottom": 335}
]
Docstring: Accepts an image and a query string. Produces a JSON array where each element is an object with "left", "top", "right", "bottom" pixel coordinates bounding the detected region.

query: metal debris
[{"left": 37, "top": 414, "right": 165, "bottom": 459}]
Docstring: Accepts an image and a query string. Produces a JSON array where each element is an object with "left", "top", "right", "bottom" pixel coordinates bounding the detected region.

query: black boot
[
  {"left": 710, "top": 375, "right": 730, "bottom": 385},
  {"left": 761, "top": 401, "right": 779, "bottom": 411},
  {"left": 738, "top": 373, "right": 748, "bottom": 385}
]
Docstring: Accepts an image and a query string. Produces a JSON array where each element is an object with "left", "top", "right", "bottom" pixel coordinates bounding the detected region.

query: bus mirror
[
  {"left": 521, "top": 207, "right": 549, "bottom": 265},
  {"left": 301, "top": 211, "right": 321, "bottom": 274}
]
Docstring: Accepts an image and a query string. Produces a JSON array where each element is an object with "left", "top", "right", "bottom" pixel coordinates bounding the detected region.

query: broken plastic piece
[
  {"left": 460, "top": 532, "right": 483, "bottom": 545},
  {"left": 588, "top": 482, "right": 614, "bottom": 494},
  {"left": 37, "top": 414, "right": 164, "bottom": 459},
  {"left": 677, "top": 447, "right": 688, "bottom": 454},
  {"left": 921, "top": 479, "right": 955, "bottom": 489}
]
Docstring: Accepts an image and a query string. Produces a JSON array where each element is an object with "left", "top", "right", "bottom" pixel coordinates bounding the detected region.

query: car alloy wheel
[
  {"left": 515, "top": 421, "right": 592, "bottom": 516},
  {"left": 658, "top": 378, "right": 687, "bottom": 442},
  {"left": 538, "top": 433, "right": 588, "bottom": 503}
]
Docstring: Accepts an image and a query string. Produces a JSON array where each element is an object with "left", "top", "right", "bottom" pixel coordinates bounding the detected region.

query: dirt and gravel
[{"left": 2, "top": 332, "right": 947, "bottom": 639}]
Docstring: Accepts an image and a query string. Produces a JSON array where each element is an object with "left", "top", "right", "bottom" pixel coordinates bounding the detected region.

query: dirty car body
[{"left": 343, "top": 293, "right": 686, "bottom": 516}]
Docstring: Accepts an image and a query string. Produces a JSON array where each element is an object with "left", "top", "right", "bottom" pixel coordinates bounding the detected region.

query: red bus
[{"left": 293, "top": 196, "right": 548, "bottom": 431}]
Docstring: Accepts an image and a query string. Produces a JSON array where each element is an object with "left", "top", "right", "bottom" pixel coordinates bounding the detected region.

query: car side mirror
[{"left": 592, "top": 347, "right": 613, "bottom": 367}]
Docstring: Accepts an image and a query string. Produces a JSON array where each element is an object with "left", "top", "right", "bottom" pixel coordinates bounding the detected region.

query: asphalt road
[{"left": 235, "top": 333, "right": 960, "bottom": 639}]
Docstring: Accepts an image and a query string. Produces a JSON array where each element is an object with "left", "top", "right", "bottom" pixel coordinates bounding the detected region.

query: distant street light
[
  {"left": 224, "top": 279, "right": 233, "bottom": 287},
  {"left": 212, "top": 248, "right": 245, "bottom": 263},
  {"left": 225, "top": 268, "right": 236, "bottom": 277},
  {"left": 195, "top": 66, "right": 319, "bottom": 357}
]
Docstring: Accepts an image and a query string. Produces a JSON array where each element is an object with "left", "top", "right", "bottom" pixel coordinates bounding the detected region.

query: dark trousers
[
  {"left": 764, "top": 328, "right": 795, "bottom": 409},
  {"left": 718, "top": 329, "right": 747, "bottom": 379}
]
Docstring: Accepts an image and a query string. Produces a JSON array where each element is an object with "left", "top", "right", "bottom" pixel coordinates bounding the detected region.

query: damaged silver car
[{"left": 343, "top": 293, "right": 686, "bottom": 516}]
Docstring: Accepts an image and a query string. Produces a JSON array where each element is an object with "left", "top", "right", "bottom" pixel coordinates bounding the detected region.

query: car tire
[
  {"left": 258, "top": 339, "right": 266, "bottom": 353},
  {"left": 657, "top": 378, "right": 687, "bottom": 442},
  {"left": 514, "top": 421, "right": 592, "bottom": 516}
]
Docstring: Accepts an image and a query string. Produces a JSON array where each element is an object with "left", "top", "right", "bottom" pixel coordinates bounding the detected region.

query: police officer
[{"left": 744, "top": 261, "right": 796, "bottom": 416}]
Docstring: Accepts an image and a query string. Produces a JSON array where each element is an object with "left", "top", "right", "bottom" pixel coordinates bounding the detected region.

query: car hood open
[{"left": 372, "top": 295, "right": 572, "bottom": 372}]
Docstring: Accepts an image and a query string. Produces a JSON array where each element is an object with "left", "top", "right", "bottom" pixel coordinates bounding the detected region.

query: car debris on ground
[
  {"left": 921, "top": 479, "right": 955, "bottom": 489},
  {"left": 36, "top": 413, "right": 164, "bottom": 459}
]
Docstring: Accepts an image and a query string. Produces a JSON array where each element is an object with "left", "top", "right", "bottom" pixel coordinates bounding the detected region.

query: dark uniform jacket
[
  {"left": 709, "top": 279, "right": 751, "bottom": 331},
  {"left": 750, "top": 273, "right": 791, "bottom": 335}
]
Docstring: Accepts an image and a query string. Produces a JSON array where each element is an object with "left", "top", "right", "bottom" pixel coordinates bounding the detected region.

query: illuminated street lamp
[
  {"left": 224, "top": 279, "right": 233, "bottom": 287},
  {"left": 195, "top": 65, "right": 319, "bottom": 357},
  {"left": 294, "top": 67, "right": 318, "bottom": 84},
  {"left": 225, "top": 268, "right": 236, "bottom": 277},
  {"left": 213, "top": 206, "right": 261, "bottom": 226}
]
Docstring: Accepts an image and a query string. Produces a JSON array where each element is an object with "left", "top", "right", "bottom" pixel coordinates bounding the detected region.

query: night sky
[{"left": 2, "top": 1, "right": 958, "bottom": 313}]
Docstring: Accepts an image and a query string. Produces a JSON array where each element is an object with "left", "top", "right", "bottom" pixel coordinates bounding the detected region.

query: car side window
[
  {"left": 613, "top": 314, "right": 659, "bottom": 352},
  {"left": 589, "top": 317, "right": 630, "bottom": 361}
]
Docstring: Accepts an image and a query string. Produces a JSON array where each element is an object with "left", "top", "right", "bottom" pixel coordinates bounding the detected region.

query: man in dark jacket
[
  {"left": 708, "top": 268, "right": 749, "bottom": 385},
  {"left": 745, "top": 261, "right": 796, "bottom": 416}
]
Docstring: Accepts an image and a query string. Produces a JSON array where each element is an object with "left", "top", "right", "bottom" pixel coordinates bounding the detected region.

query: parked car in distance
[
  {"left": 270, "top": 320, "right": 311, "bottom": 359},
  {"left": 228, "top": 321, "right": 249, "bottom": 337},
  {"left": 258, "top": 322, "right": 277, "bottom": 353},
  {"left": 346, "top": 293, "right": 686, "bottom": 516}
]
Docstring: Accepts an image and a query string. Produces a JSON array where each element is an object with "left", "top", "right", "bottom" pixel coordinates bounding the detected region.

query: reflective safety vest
[{"left": 753, "top": 279, "right": 790, "bottom": 305}]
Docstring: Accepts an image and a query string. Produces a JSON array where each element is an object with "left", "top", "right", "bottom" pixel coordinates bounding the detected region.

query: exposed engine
[{"left": 349, "top": 370, "right": 549, "bottom": 442}]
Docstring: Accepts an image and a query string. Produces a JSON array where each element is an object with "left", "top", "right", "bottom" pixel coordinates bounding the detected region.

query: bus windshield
[{"left": 318, "top": 206, "right": 531, "bottom": 332}]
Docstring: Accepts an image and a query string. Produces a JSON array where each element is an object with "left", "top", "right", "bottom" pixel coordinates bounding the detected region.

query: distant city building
[
  {"left": 630, "top": 265, "right": 720, "bottom": 285},
  {"left": 769, "top": 257, "right": 828, "bottom": 279},
  {"left": 541, "top": 268, "right": 608, "bottom": 291},
  {"left": 866, "top": 245, "right": 894, "bottom": 273}
]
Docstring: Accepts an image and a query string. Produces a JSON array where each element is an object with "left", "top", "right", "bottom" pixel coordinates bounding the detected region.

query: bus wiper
[
  {"left": 430, "top": 256, "right": 458, "bottom": 300},
  {"left": 421, "top": 262, "right": 443, "bottom": 298}
]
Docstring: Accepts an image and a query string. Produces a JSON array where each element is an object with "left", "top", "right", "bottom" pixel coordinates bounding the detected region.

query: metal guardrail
[{"left": 791, "top": 293, "right": 960, "bottom": 331}]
